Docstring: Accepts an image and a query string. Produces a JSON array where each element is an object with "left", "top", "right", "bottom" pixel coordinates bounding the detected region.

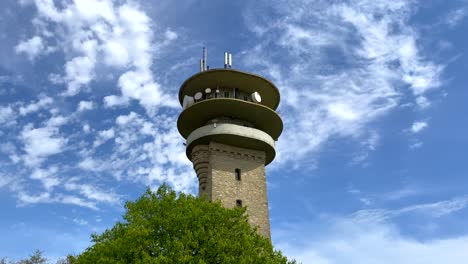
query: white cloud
[
  {"left": 445, "top": 8, "right": 467, "bottom": 28},
  {"left": 242, "top": 0, "right": 443, "bottom": 166},
  {"left": 21, "top": 0, "right": 178, "bottom": 110},
  {"left": 93, "top": 128, "right": 115, "bottom": 147},
  {"left": 0, "top": 106, "right": 15, "bottom": 125},
  {"left": 19, "top": 95, "right": 53, "bottom": 116},
  {"left": 59, "top": 195, "right": 97, "bottom": 210},
  {"left": 351, "top": 195, "right": 468, "bottom": 223},
  {"left": 410, "top": 121, "right": 428, "bottom": 134},
  {"left": 64, "top": 181, "right": 120, "bottom": 204},
  {"left": 15, "top": 36, "right": 46, "bottom": 60},
  {"left": 275, "top": 193, "right": 468, "bottom": 263},
  {"left": 78, "top": 157, "right": 98, "bottom": 171},
  {"left": 82, "top": 123, "right": 91, "bottom": 133},
  {"left": 17, "top": 191, "right": 98, "bottom": 210},
  {"left": 276, "top": 218, "right": 468, "bottom": 264},
  {"left": 72, "top": 218, "right": 88, "bottom": 226},
  {"left": 20, "top": 115, "right": 68, "bottom": 167},
  {"left": 64, "top": 56, "right": 96, "bottom": 96},
  {"left": 410, "top": 141, "right": 423, "bottom": 149},
  {"left": 18, "top": 191, "right": 51, "bottom": 204},
  {"left": 103, "top": 95, "right": 130, "bottom": 108},
  {"left": 30, "top": 166, "right": 60, "bottom": 190},
  {"left": 76, "top": 111, "right": 195, "bottom": 192},
  {"left": 77, "top": 100, "right": 95, "bottom": 112},
  {"left": 0, "top": 173, "right": 14, "bottom": 188}
]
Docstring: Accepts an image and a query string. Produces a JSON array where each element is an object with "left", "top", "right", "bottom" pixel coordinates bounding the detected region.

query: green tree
[
  {"left": 72, "top": 185, "right": 296, "bottom": 264},
  {"left": 16, "top": 250, "right": 47, "bottom": 264}
]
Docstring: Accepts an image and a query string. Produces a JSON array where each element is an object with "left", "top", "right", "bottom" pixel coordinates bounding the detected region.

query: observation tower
[{"left": 177, "top": 49, "right": 283, "bottom": 239}]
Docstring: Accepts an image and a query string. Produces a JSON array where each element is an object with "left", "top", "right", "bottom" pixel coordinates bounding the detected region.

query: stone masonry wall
[{"left": 191, "top": 141, "right": 271, "bottom": 239}]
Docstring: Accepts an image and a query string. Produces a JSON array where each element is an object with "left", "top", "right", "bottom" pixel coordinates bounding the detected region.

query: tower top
[{"left": 178, "top": 68, "right": 280, "bottom": 110}]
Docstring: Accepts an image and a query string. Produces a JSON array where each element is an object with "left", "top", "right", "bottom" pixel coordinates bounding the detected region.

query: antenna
[
  {"left": 224, "top": 51, "right": 233, "bottom": 69},
  {"left": 203, "top": 47, "right": 207, "bottom": 71},
  {"left": 224, "top": 52, "right": 228, "bottom": 68},
  {"left": 200, "top": 47, "right": 208, "bottom": 72}
]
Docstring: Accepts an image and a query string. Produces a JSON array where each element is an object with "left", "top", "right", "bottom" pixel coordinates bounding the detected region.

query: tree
[
  {"left": 72, "top": 185, "right": 296, "bottom": 263},
  {"left": 19, "top": 250, "right": 47, "bottom": 264}
]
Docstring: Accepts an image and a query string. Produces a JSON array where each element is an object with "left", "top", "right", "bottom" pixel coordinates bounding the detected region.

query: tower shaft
[{"left": 192, "top": 142, "right": 271, "bottom": 239}]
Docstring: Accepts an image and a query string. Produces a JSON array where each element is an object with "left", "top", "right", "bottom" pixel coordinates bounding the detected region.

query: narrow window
[
  {"left": 224, "top": 91, "right": 230, "bottom": 98},
  {"left": 236, "top": 199, "right": 242, "bottom": 207},
  {"left": 235, "top": 168, "right": 241, "bottom": 181},
  {"left": 243, "top": 95, "right": 248, "bottom": 101}
]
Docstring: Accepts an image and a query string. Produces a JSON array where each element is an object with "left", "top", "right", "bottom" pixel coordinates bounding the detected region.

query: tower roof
[{"left": 178, "top": 68, "right": 280, "bottom": 110}]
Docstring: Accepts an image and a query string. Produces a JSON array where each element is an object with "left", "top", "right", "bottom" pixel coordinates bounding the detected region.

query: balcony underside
[
  {"left": 177, "top": 98, "right": 283, "bottom": 140},
  {"left": 186, "top": 123, "right": 276, "bottom": 165}
]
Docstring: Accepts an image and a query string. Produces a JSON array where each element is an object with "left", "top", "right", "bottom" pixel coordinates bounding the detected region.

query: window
[
  {"left": 243, "top": 95, "right": 248, "bottom": 101},
  {"left": 236, "top": 199, "right": 242, "bottom": 207},
  {"left": 224, "top": 91, "right": 230, "bottom": 98},
  {"left": 235, "top": 168, "right": 241, "bottom": 181}
]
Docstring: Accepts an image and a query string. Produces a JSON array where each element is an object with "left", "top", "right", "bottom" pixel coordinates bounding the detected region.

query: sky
[{"left": 0, "top": 0, "right": 467, "bottom": 262}]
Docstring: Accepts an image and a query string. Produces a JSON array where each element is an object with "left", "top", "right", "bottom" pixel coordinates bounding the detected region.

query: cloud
[
  {"left": 19, "top": 95, "right": 53, "bottom": 116},
  {"left": 92, "top": 128, "right": 115, "bottom": 147},
  {"left": 77, "top": 100, "right": 95, "bottom": 112},
  {"left": 15, "top": 36, "right": 47, "bottom": 60},
  {"left": 410, "top": 121, "right": 428, "bottom": 134},
  {"left": 72, "top": 218, "right": 88, "bottom": 226},
  {"left": 103, "top": 95, "right": 130, "bottom": 108},
  {"left": 20, "top": 116, "right": 67, "bottom": 167},
  {"left": 276, "top": 217, "right": 468, "bottom": 264},
  {"left": 64, "top": 181, "right": 120, "bottom": 204},
  {"left": 75, "top": 111, "right": 195, "bottom": 193},
  {"left": 30, "top": 166, "right": 60, "bottom": 190},
  {"left": 275, "top": 193, "right": 468, "bottom": 263},
  {"left": 17, "top": 191, "right": 98, "bottom": 210},
  {"left": 242, "top": 0, "right": 443, "bottom": 166},
  {"left": 351, "top": 195, "right": 468, "bottom": 223},
  {"left": 0, "top": 173, "right": 15, "bottom": 189},
  {"left": 20, "top": 0, "right": 178, "bottom": 110},
  {"left": 0, "top": 106, "right": 15, "bottom": 125},
  {"left": 445, "top": 8, "right": 467, "bottom": 28}
]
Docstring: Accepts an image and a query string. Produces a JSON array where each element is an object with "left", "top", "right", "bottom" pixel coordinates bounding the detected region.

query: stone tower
[{"left": 177, "top": 52, "right": 282, "bottom": 239}]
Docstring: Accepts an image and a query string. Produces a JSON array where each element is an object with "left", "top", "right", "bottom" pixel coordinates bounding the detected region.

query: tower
[{"left": 177, "top": 50, "right": 282, "bottom": 239}]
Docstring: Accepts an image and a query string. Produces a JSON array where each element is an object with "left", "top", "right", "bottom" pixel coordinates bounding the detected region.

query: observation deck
[{"left": 177, "top": 68, "right": 283, "bottom": 165}]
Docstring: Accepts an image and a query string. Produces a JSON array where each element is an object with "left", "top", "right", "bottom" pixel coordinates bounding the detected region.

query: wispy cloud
[
  {"left": 410, "top": 121, "right": 428, "bottom": 134},
  {"left": 242, "top": 0, "right": 443, "bottom": 167},
  {"left": 18, "top": 0, "right": 178, "bottom": 110},
  {"left": 20, "top": 121, "right": 67, "bottom": 167},
  {"left": 351, "top": 195, "right": 468, "bottom": 223},
  {"left": 275, "top": 216, "right": 468, "bottom": 264},
  {"left": 444, "top": 7, "right": 467, "bottom": 28}
]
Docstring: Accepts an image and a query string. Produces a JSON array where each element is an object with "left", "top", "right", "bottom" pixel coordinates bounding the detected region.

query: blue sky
[{"left": 0, "top": 0, "right": 467, "bottom": 262}]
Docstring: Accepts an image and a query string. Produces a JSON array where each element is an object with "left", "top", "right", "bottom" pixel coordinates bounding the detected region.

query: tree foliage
[
  {"left": 71, "top": 185, "right": 295, "bottom": 263},
  {"left": 1, "top": 250, "right": 50, "bottom": 264}
]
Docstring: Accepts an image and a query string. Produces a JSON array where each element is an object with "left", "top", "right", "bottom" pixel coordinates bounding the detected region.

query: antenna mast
[
  {"left": 200, "top": 47, "right": 208, "bottom": 72},
  {"left": 224, "top": 51, "right": 232, "bottom": 69}
]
